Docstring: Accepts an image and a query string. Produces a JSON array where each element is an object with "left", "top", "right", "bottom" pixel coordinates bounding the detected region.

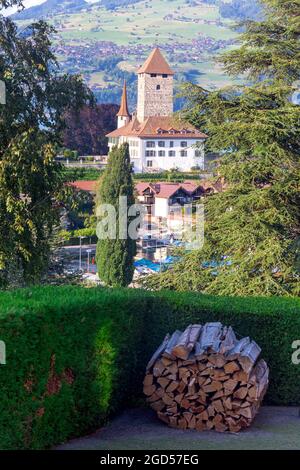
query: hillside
[{"left": 12, "top": 0, "right": 262, "bottom": 107}]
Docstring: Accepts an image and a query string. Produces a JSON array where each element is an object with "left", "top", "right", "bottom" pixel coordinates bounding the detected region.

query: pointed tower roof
[
  {"left": 117, "top": 81, "right": 130, "bottom": 117},
  {"left": 137, "top": 47, "right": 174, "bottom": 75}
]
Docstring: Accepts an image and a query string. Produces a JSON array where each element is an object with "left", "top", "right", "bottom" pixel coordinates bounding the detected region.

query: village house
[
  {"left": 106, "top": 48, "right": 207, "bottom": 173},
  {"left": 135, "top": 181, "right": 218, "bottom": 219}
]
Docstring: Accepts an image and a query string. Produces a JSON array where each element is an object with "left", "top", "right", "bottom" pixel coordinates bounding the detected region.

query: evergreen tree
[
  {"left": 147, "top": 0, "right": 300, "bottom": 296},
  {"left": 96, "top": 143, "right": 136, "bottom": 287}
]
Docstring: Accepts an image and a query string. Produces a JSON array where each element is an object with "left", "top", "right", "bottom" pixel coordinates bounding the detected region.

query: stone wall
[{"left": 137, "top": 73, "right": 173, "bottom": 122}]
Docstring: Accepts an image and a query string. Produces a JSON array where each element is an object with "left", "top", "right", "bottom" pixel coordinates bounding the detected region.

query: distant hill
[
  {"left": 11, "top": 0, "right": 144, "bottom": 20},
  {"left": 11, "top": 0, "right": 89, "bottom": 20},
  {"left": 202, "top": 0, "right": 261, "bottom": 20},
  {"left": 11, "top": 0, "right": 261, "bottom": 21},
  {"left": 11, "top": 0, "right": 263, "bottom": 104}
]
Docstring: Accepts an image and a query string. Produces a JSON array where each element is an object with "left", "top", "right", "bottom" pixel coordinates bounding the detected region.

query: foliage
[
  {"left": 63, "top": 103, "right": 118, "bottom": 156},
  {"left": 96, "top": 143, "right": 136, "bottom": 287},
  {"left": 148, "top": 0, "right": 300, "bottom": 296},
  {"left": 0, "top": 0, "right": 23, "bottom": 9},
  {"left": 0, "top": 285, "right": 299, "bottom": 449},
  {"left": 58, "top": 227, "right": 96, "bottom": 242},
  {"left": 219, "top": 0, "right": 262, "bottom": 21},
  {"left": 62, "top": 148, "right": 78, "bottom": 161},
  {"left": 0, "top": 14, "right": 91, "bottom": 287},
  {"left": 62, "top": 187, "right": 94, "bottom": 231},
  {"left": 0, "top": 286, "right": 146, "bottom": 449},
  {"left": 63, "top": 167, "right": 103, "bottom": 181}
]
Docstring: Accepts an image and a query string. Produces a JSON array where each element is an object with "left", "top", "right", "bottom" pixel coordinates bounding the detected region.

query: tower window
[{"left": 156, "top": 85, "right": 161, "bottom": 90}]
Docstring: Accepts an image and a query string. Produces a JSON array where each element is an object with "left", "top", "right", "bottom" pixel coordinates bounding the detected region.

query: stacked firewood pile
[{"left": 143, "top": 323, "right": 269, "bottom": 433}]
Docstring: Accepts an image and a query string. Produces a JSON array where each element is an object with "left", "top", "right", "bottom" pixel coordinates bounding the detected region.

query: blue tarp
[{"left": 134, "top": 258, "right": 161, "bottom": 272}]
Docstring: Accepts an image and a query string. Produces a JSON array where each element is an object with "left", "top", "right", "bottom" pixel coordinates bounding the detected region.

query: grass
[{"left": 15, "top": 0, "right": 239, "bottom": 91}]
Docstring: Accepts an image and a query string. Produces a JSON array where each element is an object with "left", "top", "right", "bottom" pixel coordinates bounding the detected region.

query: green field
[
  {"left": 57, "top": 0, "right": 235, "bottom": 43},
  {"left": 16, "top": 0, "right": 239, "bottom": 95}
]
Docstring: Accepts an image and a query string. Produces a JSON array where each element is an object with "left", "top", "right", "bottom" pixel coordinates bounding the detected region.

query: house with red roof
[
  {"left": 107, "top": 48, "right": 207, "bottom": 174},
  {"left": 136, "top": 181, "right": 208, "bottom": 219}
]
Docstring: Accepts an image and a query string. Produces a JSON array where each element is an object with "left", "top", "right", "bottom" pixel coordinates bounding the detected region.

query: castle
[{"left": 107, "top": 47, "right": 207, "bottom": 173}]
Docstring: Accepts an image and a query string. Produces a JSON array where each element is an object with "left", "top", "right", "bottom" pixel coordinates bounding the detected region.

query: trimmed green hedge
[{"left": 0, "top": 286, "right": 299, "bottom": 449}]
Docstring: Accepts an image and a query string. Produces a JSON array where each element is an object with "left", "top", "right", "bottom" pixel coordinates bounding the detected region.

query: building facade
[{"left": 107, "top": 48, "right": 207, "bottom": 173}]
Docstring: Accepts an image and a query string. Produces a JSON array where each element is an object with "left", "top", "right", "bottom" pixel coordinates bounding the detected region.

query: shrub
[
  {"left": 0, "top": 286, "right": 299, "bottom": 449},
  {"left": 0, "top": 287, "right": 146, "bottom": 449}
]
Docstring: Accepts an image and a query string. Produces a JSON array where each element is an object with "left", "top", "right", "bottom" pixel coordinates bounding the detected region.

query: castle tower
[
  {"left": 137, "top": 47, "right": 174, "bottom": 122},
  {"left": 117, "top": 81, "right": 130, "bottom": 129}
]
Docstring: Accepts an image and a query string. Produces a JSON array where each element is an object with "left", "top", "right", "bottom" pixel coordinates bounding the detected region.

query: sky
[{"left": 4, "top": 0, "right": 45, "bottom": 16}]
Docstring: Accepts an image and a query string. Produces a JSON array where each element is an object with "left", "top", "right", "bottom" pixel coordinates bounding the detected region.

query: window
[
  {"left": 147, "top": 160, "right": 153, "bottom": 168},
  {"left": 158, "top": 141, "right": 165, "bottom": 147},
  {"left": 180, "top": 141, "right": 187, "bottom": 148},
  {"left": 156, "top": 85, "right": 161, "bottom": 90},
  {"left": 180, "top": 150, "right": 187, "bottom": 157},
  {"left": 194, "top": 149, "right": 202, "bottom": 157},
  {"left": 146, "top": 150, "right": 156, "bottom": 157},
  {"left": 150, "top": 74, "right": 157, "bottom": 77},
  {"left": 108, "top": 137, "right": 119, "bottom": 145},
  {"left": 158, "top": 150, "right": 165, "bottom": 157},
  {"left": 146, "top": 141, "right": 155, "bottom": 148},
  {"left": 162, "top": 74, "right": 168, "bottom": 78},
  {"left": 169, "top": 141, "right": 174, "bottom": 148},
  {"left": 168, "top": 150, "right": 175, "bottom": 157}
]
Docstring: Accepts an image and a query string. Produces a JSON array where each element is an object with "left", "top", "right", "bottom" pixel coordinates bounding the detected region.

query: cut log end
[{"left": 144, "top": 323, "right": 269, "bottom": 433}]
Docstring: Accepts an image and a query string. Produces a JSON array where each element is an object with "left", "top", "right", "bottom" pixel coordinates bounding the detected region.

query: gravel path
[{"left": 57, "top": 406, "right": 300, "bottom": 450}]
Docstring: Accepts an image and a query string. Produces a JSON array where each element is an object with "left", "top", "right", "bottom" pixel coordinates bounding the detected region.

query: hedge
[{"left": 0, "top": 286, "right": 299, "bottom": 449}]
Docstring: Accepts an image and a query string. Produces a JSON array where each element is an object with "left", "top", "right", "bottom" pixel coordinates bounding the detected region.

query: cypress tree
[
  {"left": 96, "top": 143, "right": 136, "bottom": 287},
  {"left": 147, "top": 0, "right": 300, "bottom": 296}
]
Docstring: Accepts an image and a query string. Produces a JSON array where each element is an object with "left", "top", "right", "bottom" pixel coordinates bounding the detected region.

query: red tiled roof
[
  {"left": 135, "top": 182, "right": 152, "bottom": 195},
  {"left": 181, "top": 181, "right": 199, "bottom": 193},
  {"left": 155, "top": 184, "right": 185, "bottom": 198},
  {"left": 107, "top": 116, "right": 207, "bottom": 139},
  {"left": 69, "top": 181, "right": 97, "bottom": 192},
  {"left": 137, "top": 47, "right": 174, "bottom": 75}
]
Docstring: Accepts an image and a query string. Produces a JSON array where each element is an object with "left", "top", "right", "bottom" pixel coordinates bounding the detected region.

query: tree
[
  {"left": 63, "top": 103, "right": 118, "bottom": 156},
  {"left": 96, "top": 143, "right": 136, "bottom": 287},
  {"left": 147, "top": 0, "right": 300, "bottom": 296},
  {"left": 0, "top": 0, "right": 23, "bottom": 9},
  {"left": 0, "top": 13, "right": 91, "bottom": 286}
]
